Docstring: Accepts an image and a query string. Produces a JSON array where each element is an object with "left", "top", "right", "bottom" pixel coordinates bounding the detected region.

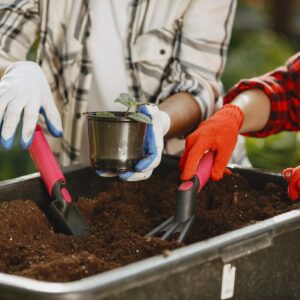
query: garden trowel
[
  {"left": 29, "top": 125, "right": 90, "bottom": 238},
  {"left": 146, "top": 151, "right": 214, "bottom": 243}
]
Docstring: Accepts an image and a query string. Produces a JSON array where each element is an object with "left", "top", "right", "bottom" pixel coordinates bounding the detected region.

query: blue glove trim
[
  {"left": 1, "top": 134, "right": 15, "bottom": 150},
  {"left": 0, "top": 117, "right": 16, "bottom": 149},
  {"left": 139, "top": 105, "right": 151, "bottom": 116},
  {"left": 20, "top": 131, "right": 35, "bottom": 149},
  {"left": 136, "top": 105, "right": 157, "bottom": 171},
  {"left": 40, "top": 107, "right": 63, "bottom": 137},
  {"left": 119, "top": 171, "right": 134, "bottom": 181},
  {"left": 135, "top": 153, "right": 157, "bottom": 171}
]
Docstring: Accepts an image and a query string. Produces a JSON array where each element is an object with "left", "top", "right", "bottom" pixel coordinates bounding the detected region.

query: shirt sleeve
[
  {"left": 157, "top": 0, "right": 237, "bottom": 120},
  {"left": 0, "top": 0, "right": 39, "bottom": 63},
  {"left": 224, "top": 52, "right": 300, "bottom": 137}
]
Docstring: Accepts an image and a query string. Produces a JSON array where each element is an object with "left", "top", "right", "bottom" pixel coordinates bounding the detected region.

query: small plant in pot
[{"left": 84, "top": 93, "right": 152, "bottom": 172}]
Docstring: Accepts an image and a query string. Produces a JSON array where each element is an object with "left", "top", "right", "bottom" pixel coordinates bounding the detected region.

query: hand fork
[{"left": 146, "top": 151, "right": 214, "bottom": 243}]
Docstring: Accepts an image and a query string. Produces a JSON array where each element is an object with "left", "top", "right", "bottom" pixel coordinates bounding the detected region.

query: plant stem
[{"left": 125, "top": 107, "right": 130, "bottom": 118}]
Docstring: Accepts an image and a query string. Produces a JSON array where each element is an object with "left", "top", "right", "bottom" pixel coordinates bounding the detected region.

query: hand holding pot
[
  {"left": 96, "top": 104, "right": 171, "bottom": 181},
  {"left": 119, "top": 104, "right": 170, "bottom": 181},
  {"left": 283, "top": 166, "right": 300, "bottom": 201},
  {"left": 180, "top": 104, "right": 244, "bottom": 181},
  {"left": 0, "top": 61, "right": 63, "bottom": 149}
]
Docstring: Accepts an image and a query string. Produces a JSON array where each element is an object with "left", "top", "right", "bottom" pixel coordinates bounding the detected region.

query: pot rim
[{"left": 83, "top": 111, "right": 142, "bottom": 123}]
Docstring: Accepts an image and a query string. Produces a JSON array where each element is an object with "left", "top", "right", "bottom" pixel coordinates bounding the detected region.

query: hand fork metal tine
[{"left": 145, "top": 216, "right": 174, "bottom": 237}]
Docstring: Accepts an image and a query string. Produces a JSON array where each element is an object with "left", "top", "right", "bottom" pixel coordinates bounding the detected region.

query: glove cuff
[
  {"left": 159, "top": 110, "right": 171, "bottom": 136},
  {"left": 213, "top": 104, "right": 244, "bottom": 131},
  {"left": 4, "top": 61, "right": 39, "bottom": 74}
]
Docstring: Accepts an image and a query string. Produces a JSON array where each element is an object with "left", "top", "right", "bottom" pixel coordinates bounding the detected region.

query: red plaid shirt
[{"left": 224, "top": 52, "right": 300, "bottom": 137}]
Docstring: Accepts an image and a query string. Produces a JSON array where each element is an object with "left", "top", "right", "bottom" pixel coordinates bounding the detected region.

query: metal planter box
[{"left": 0, "top": 155, "right": 299, "bottom": 300}]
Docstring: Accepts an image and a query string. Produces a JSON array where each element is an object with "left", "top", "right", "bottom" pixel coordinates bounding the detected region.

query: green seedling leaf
[
  {"left": 129, "top": 112, "right": 152, "bottom": 125},
  {"left": 115, "top": 93, "right": 137, "bottom": 109},
  {"left": 96, "top": 111, "right": 117, "bottom": 118}
]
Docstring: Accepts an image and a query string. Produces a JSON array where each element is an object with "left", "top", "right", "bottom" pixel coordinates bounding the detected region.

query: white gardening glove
[
  {"left": 120, "top": 103, "right": 170, "bottom": 181},
  {"left": 0, "top": 61, "right": 63, "bottom": 149}
]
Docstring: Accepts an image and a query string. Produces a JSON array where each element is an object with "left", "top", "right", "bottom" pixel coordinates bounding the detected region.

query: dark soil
[{"left": 0, "top": 172, "right": 299, "bottom": 282}]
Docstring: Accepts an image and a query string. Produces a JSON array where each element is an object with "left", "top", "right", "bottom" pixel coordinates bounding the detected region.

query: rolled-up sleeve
[
  {"left": 224, "top": 52, "right": 300, "bottom": 137},
  {"left": 0, "top": 0, "right": 39, "bottom": 62},
  {"left": 157, "top": 0, "right": 237, "bottom": 120}
]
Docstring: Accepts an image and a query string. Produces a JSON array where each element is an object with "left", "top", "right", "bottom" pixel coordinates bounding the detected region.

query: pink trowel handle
[
  {"left": 179, "top": 151, "right": 214, "bottom": 193},
  {"left": 29, "top": 125, "right": 71, "bottom": 203},
  {"left": 175, "top": 151, "right": 214, "bottom": 223}
]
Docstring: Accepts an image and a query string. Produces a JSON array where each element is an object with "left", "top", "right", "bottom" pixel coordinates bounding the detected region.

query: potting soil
[{"left": 0, "top": 172, "right": 299, "bottom": 282}]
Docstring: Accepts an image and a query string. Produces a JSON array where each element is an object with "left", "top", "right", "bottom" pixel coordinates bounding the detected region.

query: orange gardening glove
[
  {"left": 283, "top": 167, "right": 300, "bottom": 201},
  {"left": 180, "top": 104, "right": 244, "bottom": 181}
]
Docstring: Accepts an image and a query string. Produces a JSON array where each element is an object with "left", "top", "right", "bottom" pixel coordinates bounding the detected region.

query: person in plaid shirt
[
  {"left": 180, "top": 52, "right": 300, "bottom": 200},
  {"left": 0, "top": 0, "right": 238, "bottom": 181}
]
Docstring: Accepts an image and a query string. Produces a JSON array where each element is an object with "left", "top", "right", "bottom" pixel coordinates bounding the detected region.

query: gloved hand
[
  {"left": 283, "top": 167, "right": 300, "bottom": 201},
  {"left": 180, "top": 104, "right": 244, "bottom": 181},
  {"left": 96, "top": 103, "right": 171, "bottom": 181},
  {"left": 0, "top": 61, "right": 63, "bottom": 149}
]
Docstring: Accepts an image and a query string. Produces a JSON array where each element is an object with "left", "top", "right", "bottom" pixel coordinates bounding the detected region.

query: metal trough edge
[{"left": 0, "top": 209, "right": 299, "bottom": 298}]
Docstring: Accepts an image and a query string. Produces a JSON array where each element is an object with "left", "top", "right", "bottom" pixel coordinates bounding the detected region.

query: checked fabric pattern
[
  {"left": 0, "top": 0, "right": 237, "bottom": 165},
  {"left": 224, "top": 52, "right": 300, "bottom": 137}
]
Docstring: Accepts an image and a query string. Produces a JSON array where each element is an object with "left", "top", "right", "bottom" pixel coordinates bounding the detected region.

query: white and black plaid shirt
[{"left": 0, "top": 0, "right": 237, "bottom": 165}]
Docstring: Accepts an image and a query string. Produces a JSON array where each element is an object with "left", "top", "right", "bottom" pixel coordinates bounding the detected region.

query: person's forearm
[
  {"left": 159, "top": 92, "right": 202, "bottom": 138},
  {"left": 231, "top": 89, "right": 271, "bottom": 133}
]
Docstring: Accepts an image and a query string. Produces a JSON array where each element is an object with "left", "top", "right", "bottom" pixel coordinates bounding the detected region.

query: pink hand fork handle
[
  {"left": 146, "top": 151, "right": 214, "bottom": 243},
  {"left": 29, "top": 125, "right": 90, "bottom": 238}
]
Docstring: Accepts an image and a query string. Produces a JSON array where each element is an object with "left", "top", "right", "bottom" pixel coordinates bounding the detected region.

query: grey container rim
[
  {"left": 0, "top": 161, "right": 300, "bottom": 298},
  {"left": 83, "top": 111, "right": 140, "bottom": 123}
]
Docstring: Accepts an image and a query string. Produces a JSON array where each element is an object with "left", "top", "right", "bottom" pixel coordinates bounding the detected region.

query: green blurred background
[
  {"left": 223, "top": 0, "right": 299, "bottom": 171},
  {"left": 0, "top": 0, "right": 299, "bottom": 180}
]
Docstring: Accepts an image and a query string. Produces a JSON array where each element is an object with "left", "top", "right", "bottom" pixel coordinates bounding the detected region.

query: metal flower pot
[{"left": 85, "top": 112, "right": 147, "bottom": 172}]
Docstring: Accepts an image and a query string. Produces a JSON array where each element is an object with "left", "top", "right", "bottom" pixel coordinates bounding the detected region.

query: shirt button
[{"left": 160, "top": 49, "right": 166, "bottom": 55}]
